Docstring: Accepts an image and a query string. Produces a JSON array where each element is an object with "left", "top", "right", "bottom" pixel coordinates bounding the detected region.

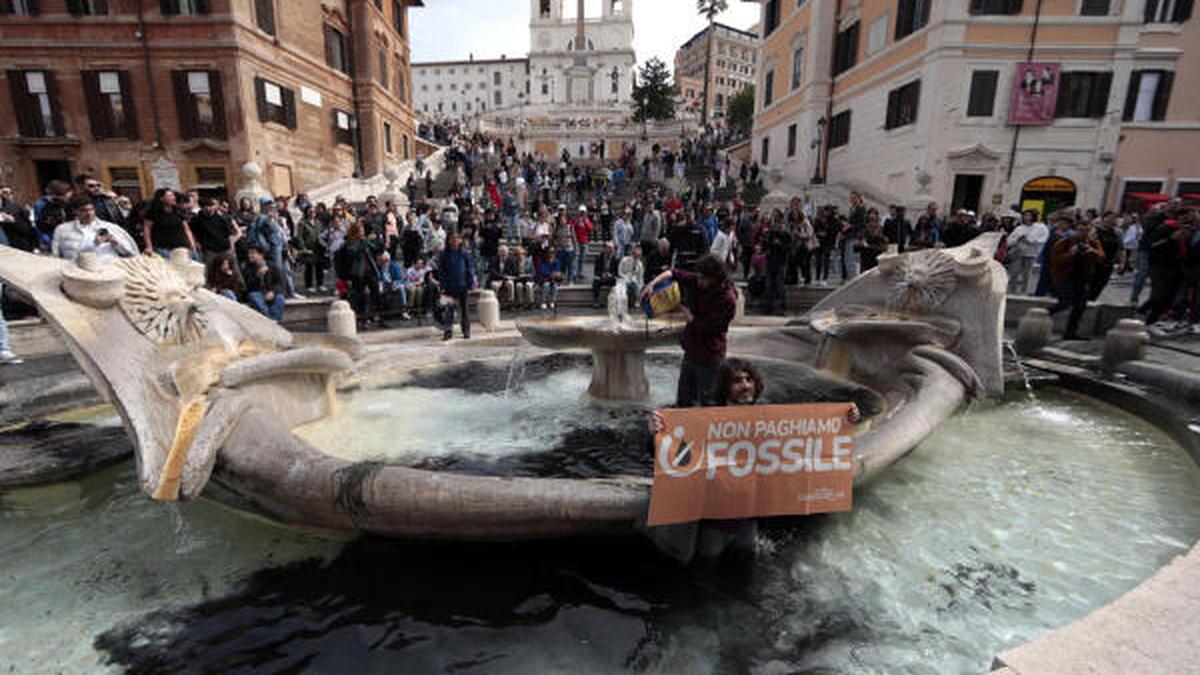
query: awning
[
  {"left": 1180, "top": 193, "right": 1200, "bottom": 201},
  {"left": 1125, "top": 192, "right": 1170, "bottom": 203}
]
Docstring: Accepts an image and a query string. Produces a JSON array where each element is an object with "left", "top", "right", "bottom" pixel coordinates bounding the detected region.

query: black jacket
[{"left": 242, "top": 259, "right": 285, "bottom": 295}]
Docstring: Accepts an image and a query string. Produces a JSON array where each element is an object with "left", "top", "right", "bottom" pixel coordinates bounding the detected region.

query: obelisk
[{"left": 567, "top": 0, "right": 592, "bottom": 104}]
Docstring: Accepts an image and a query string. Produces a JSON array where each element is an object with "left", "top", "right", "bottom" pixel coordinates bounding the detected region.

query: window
[
  {"left": 325, "top": 25, "right": 349, "bottom": 75},
  {"left": 378, "top": 51, "right": 388, "bottom": 85},
  {"left": 0, "top": 1, "right": 39, "bottom": 15},
  {"left": 108, "top": 167, "right": 142, "bottom": 200},
  {"left": 966, "top": 70, "right": 999, "bottom": 117},
  {"left": 764, "top": 0, "right": 780, "bottom": 36},
  {"left": 160, "top": 0, "right": 207, "bottom": 14},
  {"left": 392, "top": 0, "right": 405, "bottom": 35},
  {"left": 402, "top": 134, "right": 409, "bottom": 159},
  {"left": 829, "top": 110, "right": 851, "bottom": 148},
  {"left": 333, "top": 109, "right": 353, "bottom": 145},
  {"left": 397, "top": 72, "right": 407, "bottom": 102},
  {"left": 761, "top": 136, "right": 770, "bottom": 165},
  {"left": 895, "top": 0, "right": 930, "bottom": 40},
  {"left": 66, "top": 0, "right": 107, "bottom": 15},
  {"left": 6, "top": 70, "right": 63, "bottom": 137},
  {"left": 1123, "top": 70, "right": 1174, "bottom": 122},
  {"left": 787, "top": 124, "right": 797, "bottom": 157},
  {"left": 1080, "top": 0, "right": 1109, "bottom": 15},
  {"left": 82, "top": 70, "right": 138, "bottom": 139},
  {"left": 716, "top": 93, "right": 724, "bottom": 107},
  {"left": 254, "top": 0, "right": 274, "bottom": 35},
  {"left": 172, "top": 70, "right": 226, "bottom": 138},
  {"left": 763, "top": 69, "right": 774, "bottom": 106},
  {"left": 384, "top": 121, "right": 393, "bottom": 153},
  {"left": 791, "top": 46, "right": 804, "bottom": 90},
  {"left": 494, "top": 72, "right": 501, "bottom": 85},
  {"left": 867, "top": 13, "right": 889, "bottom": 55},
  {"left": 1054, "top": 71, "right": 1112, "bottom": 118},
  {"left": 255, "top": 77, "right": 296, "bottom": 129},
  {"left": 885, "top": 80, "right": 921, "bottom": 129},
  {"left": 833, "top": 22, "right": 859, "bottom": 76},
  {"left": 1144, "top": 0, "right": 1193, "bottom": 22},
  {"left": 1177, "top": 180, "right": 1200, "bottom": 197},
  {"left": 540, "top": 0, "right": 550, "bottom": 17},
  {"left": 969, "top": 0, "right": 1022, "bottom": 14},
  {"left": 495, "top": 90, "right": 502, "bottom": 105}
]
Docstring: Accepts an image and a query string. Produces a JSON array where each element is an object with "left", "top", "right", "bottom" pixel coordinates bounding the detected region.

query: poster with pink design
[{"left": 1008, "top": 62, "right": 1060, "bottom": 126}]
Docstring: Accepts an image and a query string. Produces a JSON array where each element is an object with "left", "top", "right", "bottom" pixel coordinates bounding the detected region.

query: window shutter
[
  {"left": 1088, "top": 71, "right": 1112, "bottom": 117},
  {"left": 282, "top": 87, "right": 296, "bottom": 130},
  {"left": 254, "top": 76, "right": 268, "bottom": 123},
  {"left": 160, "top": 0, "right": 178, "bottom": 14},
  {"left": 171, "top": 70, "right": 195, "bottom": 138},
  {"left": 208, "top": 70, "right": 227, "bottom": 138},
  {"left": 65, "top": 0, "right": 83, "bottom": 14},
  {"left": 919, "top": 0, "right": 931, "bottom": 25},
  {"left": 24, "top": 0, "right": 41, "bottom": 14},
  {"left": 324, "top": 24, "right": 335, "bottom": 67},
  {"left": 1151, "top": 71, "right": 1173, "bottom": 121},
  {"left": 885, "top": 89, "right": 898, "bottom": 129},
  {"left": 194, "top": 0, "right": 207, "bottom": 13},
  {"left": 1176, "top": 0, "right": 1193, "bottom": 22},
  {"left": 254, "top": 0, "right": 275, "bottom": 35},
  {"left": 80, "top": 70, "right": 109, "bottom": 138},
  {"left": 1144, "top": 0, "right": 1157, "bottom": 23},
  {"left": 6, "top": 70, "right": 38, "bottom": 137},
  {"left": 118, "top": 70, "right": 140, "bottom": 139},
  {"left": 1122, "top": 71, "right": 1141, "bottom": 122},
  {"left": 44, "top": 71, "right": 65, "bottom": 137}
]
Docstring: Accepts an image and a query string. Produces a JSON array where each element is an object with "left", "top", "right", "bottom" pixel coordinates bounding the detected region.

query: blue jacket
[{"left": 437, "top": 247, "right": 476, "bottom": 294}]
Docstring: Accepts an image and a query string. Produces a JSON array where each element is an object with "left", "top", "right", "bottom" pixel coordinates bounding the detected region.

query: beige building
[
  {"left": 412, "top": 56, "right": 531, "bottom": 121},
  {"left": 748, "top": 0, "right": 1199, "bottom": 215},
  {"left": 675, "top": 21, "right": 758, "bottom": 125},
  {"left": 1, "top": 0, "right": 420, "bottom": 202}
]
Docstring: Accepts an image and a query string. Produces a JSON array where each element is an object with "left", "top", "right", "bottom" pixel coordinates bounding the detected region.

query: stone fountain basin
[{"left": 516, "top": 316, "right": 684, "bottom": 351}]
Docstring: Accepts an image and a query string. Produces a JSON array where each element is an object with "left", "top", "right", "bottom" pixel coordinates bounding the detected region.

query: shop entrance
[{"left": 1019, "top": 176, "right": 1076, "bottom": 220}]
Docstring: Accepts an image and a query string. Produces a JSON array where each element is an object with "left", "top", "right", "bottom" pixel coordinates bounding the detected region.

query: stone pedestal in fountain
[{"left": 517, "top": 293, "right": 683, "bottom": 400}]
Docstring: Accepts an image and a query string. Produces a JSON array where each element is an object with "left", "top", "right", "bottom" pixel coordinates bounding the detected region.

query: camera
[{"left": 97, "top": 228, "right": 109, "bottom": 236}]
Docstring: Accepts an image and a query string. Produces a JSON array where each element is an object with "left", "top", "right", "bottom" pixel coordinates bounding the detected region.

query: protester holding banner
[{"left": 641, "top": 254, "right": 737, "bottom": 408}]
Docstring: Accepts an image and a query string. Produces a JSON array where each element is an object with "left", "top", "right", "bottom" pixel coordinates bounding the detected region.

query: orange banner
[{"left": 647, "top": 403, "right": 855, "bottom": 527}]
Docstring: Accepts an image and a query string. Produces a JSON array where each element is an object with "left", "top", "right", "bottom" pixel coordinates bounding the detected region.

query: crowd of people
[{"left": 3, "top": 123, "right": 1198, "bottom": 362}]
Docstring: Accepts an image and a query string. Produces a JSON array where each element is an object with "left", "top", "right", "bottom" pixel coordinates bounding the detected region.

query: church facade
[{"left": 526, "top": 0, "right": 636, "bottom": 108}]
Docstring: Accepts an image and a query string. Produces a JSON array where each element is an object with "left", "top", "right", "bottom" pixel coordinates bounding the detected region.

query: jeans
[
  {"left": 592, "top": 276, "right": 616, "bottom": 302},
  {"left": 1172, "top": 266, "right": 1200, "bottom": 323},
  {"left": 815, "top": 246, "right": 833, "bottom": 282},
  {"left": 557, "top": 250, "right": 576, "bottom": 284},
  {"left": 1130, "top": 249, "right": 1150, "bottom": 304},
  {"left": 1145, "top": 266, "right": 1182, "bottom": 324},
  {"left": 676, "top": 358, "right": 720, "bottom": 407},
  {"left": 219, "top": 289, "right": 238, "bottom": 302},
  {"left": 1007, "top": 256, "right": 1036, "bottom": 295},
  {"left": 270, "top": 249, "right": 296, "bottom": 297},
  {"left": 841, "top": 239, "right": 860, "bottom": 280},
  {"left": 766, "top": 264, "right": 787, "bottom": 313},
  {"left": 247, "top": 291, "right": 285, "bottom": 321},
  {"left": 1047, "top": 278, "right": 1088, "bottom": 338},
  {"left": 0, "top": 282, "right": 10, "bottom": 352},
  {"left": 304, "top": 259, "right": 326, "bottom": 289},
  {"left": 539, "top": 281, "right": 559, "bottom": 306},
  {"left": 155, "top": 247, "right": 197, "bottom": 260}
]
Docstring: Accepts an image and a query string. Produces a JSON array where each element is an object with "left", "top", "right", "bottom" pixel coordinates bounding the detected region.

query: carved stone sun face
[
  {"left": 117, "top": 256, "right": 209, "bottom": 345},
  {"left": 886, "top": 249, "right": 958, "bottom": 313}
]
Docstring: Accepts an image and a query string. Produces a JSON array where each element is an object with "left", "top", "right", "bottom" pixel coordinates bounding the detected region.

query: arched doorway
[{"left": 1019, "top": 176, "right": 1076, "bottom": 220}]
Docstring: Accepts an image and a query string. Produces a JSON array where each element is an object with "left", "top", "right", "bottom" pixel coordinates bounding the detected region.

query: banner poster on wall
[
  {"left": 1008, "top": 62, "right": 1061, "bottom": 126},
  {"left": 647, "top": 403, "right": 856, "bottom": 527}
]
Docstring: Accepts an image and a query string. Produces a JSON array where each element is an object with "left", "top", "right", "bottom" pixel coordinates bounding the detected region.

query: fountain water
[{"left": 1004, "top": 339, "right": 1038, "bottom": 402}]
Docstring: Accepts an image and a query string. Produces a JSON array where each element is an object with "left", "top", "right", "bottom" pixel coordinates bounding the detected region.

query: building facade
[
  {"left": 412, "top": 56, "right": 531, "bottom": 120},
  {"left": 674, "top": 21, "right": 758, "bottom": 123},
  {"left": 749, "top": 0, "right": 1198, "bottom": 215},
  {"left": 527, "top": 0, "right": 636, "bottom": 107},
  {"left": 1, "top": 0, "right": 420, "bottom": 202}
]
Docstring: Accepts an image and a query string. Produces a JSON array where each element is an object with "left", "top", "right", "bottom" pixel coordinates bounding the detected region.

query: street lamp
[{"left": 811, "top": 115, "right": 826, "bottom": 185}]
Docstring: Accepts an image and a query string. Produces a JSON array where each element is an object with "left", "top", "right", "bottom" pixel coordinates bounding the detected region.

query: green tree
[
  {"left": 726, "top": 84, "right": 755, "bottom": 137},
  {"left": 631, "top": 58, "right": 677, "bottom": 122},
  {"left": 696, "top": 0, "right": 729, "bottom": 127}
]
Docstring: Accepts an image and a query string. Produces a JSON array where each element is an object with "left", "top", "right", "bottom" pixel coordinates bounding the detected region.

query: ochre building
[{"left": 0, "top": 0, "right": 421, "bottom": 202}]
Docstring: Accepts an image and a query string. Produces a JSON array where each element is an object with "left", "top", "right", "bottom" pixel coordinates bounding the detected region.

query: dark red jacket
[{"left": 673, "top": 267, "right": 737, "bottom": 365}]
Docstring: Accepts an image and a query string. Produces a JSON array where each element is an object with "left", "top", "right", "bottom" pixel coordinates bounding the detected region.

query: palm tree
[{"left": 696, "top": 0, "right": 729, "bottom": 128}]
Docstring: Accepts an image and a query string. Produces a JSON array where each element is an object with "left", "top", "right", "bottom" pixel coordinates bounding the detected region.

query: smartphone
[{"left": 97, "top": 228, "right": 109, "bottom": 236}]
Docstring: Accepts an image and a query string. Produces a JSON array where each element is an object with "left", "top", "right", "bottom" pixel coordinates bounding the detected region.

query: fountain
[
  {"left": 515, "top": 288, "right": 684, "bottom": 401},
  {"left": 0, "top": 235, "right": 1006, "bottom": 538}
]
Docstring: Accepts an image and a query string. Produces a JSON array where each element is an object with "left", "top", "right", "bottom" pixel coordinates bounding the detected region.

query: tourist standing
[
  {"left": 191, "top": 197, "right": 241, "bottom": 267},
  {"left": 1005, "top": 210, "right": 1048, "bottom": 295},
  {"left": 435, "top": 232, "right": 476, "bottom": 340},
  {"left": 1047, "top": 217, "right": 1104, "bottom": 340},
  {"left": 142, "top": 188, "right": 197, "bottom": 258}
]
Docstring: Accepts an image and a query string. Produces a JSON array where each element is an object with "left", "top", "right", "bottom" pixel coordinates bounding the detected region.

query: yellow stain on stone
[{"left": 151, "top": 397, "right": 208, "bottom": 501}]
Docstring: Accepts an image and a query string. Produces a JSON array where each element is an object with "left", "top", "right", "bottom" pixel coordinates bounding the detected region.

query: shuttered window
[
  {"left": 82, "top": 70, "right": 138, "bottom": 139},
  {"left": 1144, "top": 0, "right": 1193, "bottom": 23},
  {"left": 0, "top": 1, "right": 41, "bottom": 15},
  {"left": 1080, "top": 0, "right": 1110, "bottom": 15},
  {"left": 66, "top": 0, "right": 107, "bottom": 15},
  {"left": 966, "top": 70, "right": 999, "bottom": 117},
  {"left": 255, "top": 77, "right": 296, "bottom": 129},
  {"left": 160, "top": 0, "right": 207, "bottom": 15},
  {"left": 325, "top": 25, "right": 349, "bottom": 75},
  {"left": 333, "top": 109, "right": 354, "bottom": 146},
  {"left": 833, "top": 22, "right": 859, "bottom": 77},
  {"left": 1123, "top": 70, "right": 1174, "bottom": 122},
  {"left": 378, "top": 51, "right": 388, "bottom": 86},
  {"left": 895, "top": 0, "right": 931, "bottom": 40},
  {"left": 829, "top": 110, "right": 852, "bottom": 149},
  {"left": 392, "top": 0, "right": 405, "bottom": 36},
  {"left": 763, "top": 70, "right": 774, "bottom": 107},
  {"left": 171, "top": 70, "right": 226, "bottom": 138},
  {"left": 1054, "top": 71, "right": 1112, "bottom": 118},
  {"left": 6, "top": 69, "right": 64, "bottom": 137},
  {"left": 969, "top": 0, "right": 1022, "bottom": 14},
  {"left": 254, "top": 0, "right": 275, "bottom": 35}
]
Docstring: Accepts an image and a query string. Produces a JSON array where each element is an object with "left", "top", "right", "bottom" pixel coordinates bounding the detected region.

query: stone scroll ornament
[{"left": 116, "top": 255, "right": 210, "bottom": 345}]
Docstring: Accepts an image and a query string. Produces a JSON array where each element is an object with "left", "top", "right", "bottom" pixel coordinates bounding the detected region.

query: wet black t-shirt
[{"left": 191, "top": 212, "right": 236, "bottom": 253}]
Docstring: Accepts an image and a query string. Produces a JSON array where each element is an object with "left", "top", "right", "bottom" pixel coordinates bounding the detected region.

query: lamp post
[{"left": 811, "top": 115, "right": 826, "bottom": 185}]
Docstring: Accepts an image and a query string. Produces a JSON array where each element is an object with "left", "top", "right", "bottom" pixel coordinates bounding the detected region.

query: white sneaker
[
  {"left": 0, "top": 349, "right": 23, "bottom": 364},
  {"left": 550, "top": 303, "right": 556, "bottom": 310},
  {"left": 1147, "top": 322, "right": 1170, "bottom": 338},
  {"left": 1192, "top": 323, "right": 1200, "bottom": 335},
  {"left": 291, "top": 292, "right": 307, "bottom": 300},
  {"left": 540, "top": 303, "right": 547, "bottom": 310}
]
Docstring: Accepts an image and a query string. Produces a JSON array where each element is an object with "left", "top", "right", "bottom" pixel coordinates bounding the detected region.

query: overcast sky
[{"left": 410, "top": 0, "right": 761, "bottom": 73}]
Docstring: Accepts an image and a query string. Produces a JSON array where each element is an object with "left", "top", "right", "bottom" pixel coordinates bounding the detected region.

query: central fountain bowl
[{"left": 516, "top": 314, "right": 684, "bottom": 401}]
